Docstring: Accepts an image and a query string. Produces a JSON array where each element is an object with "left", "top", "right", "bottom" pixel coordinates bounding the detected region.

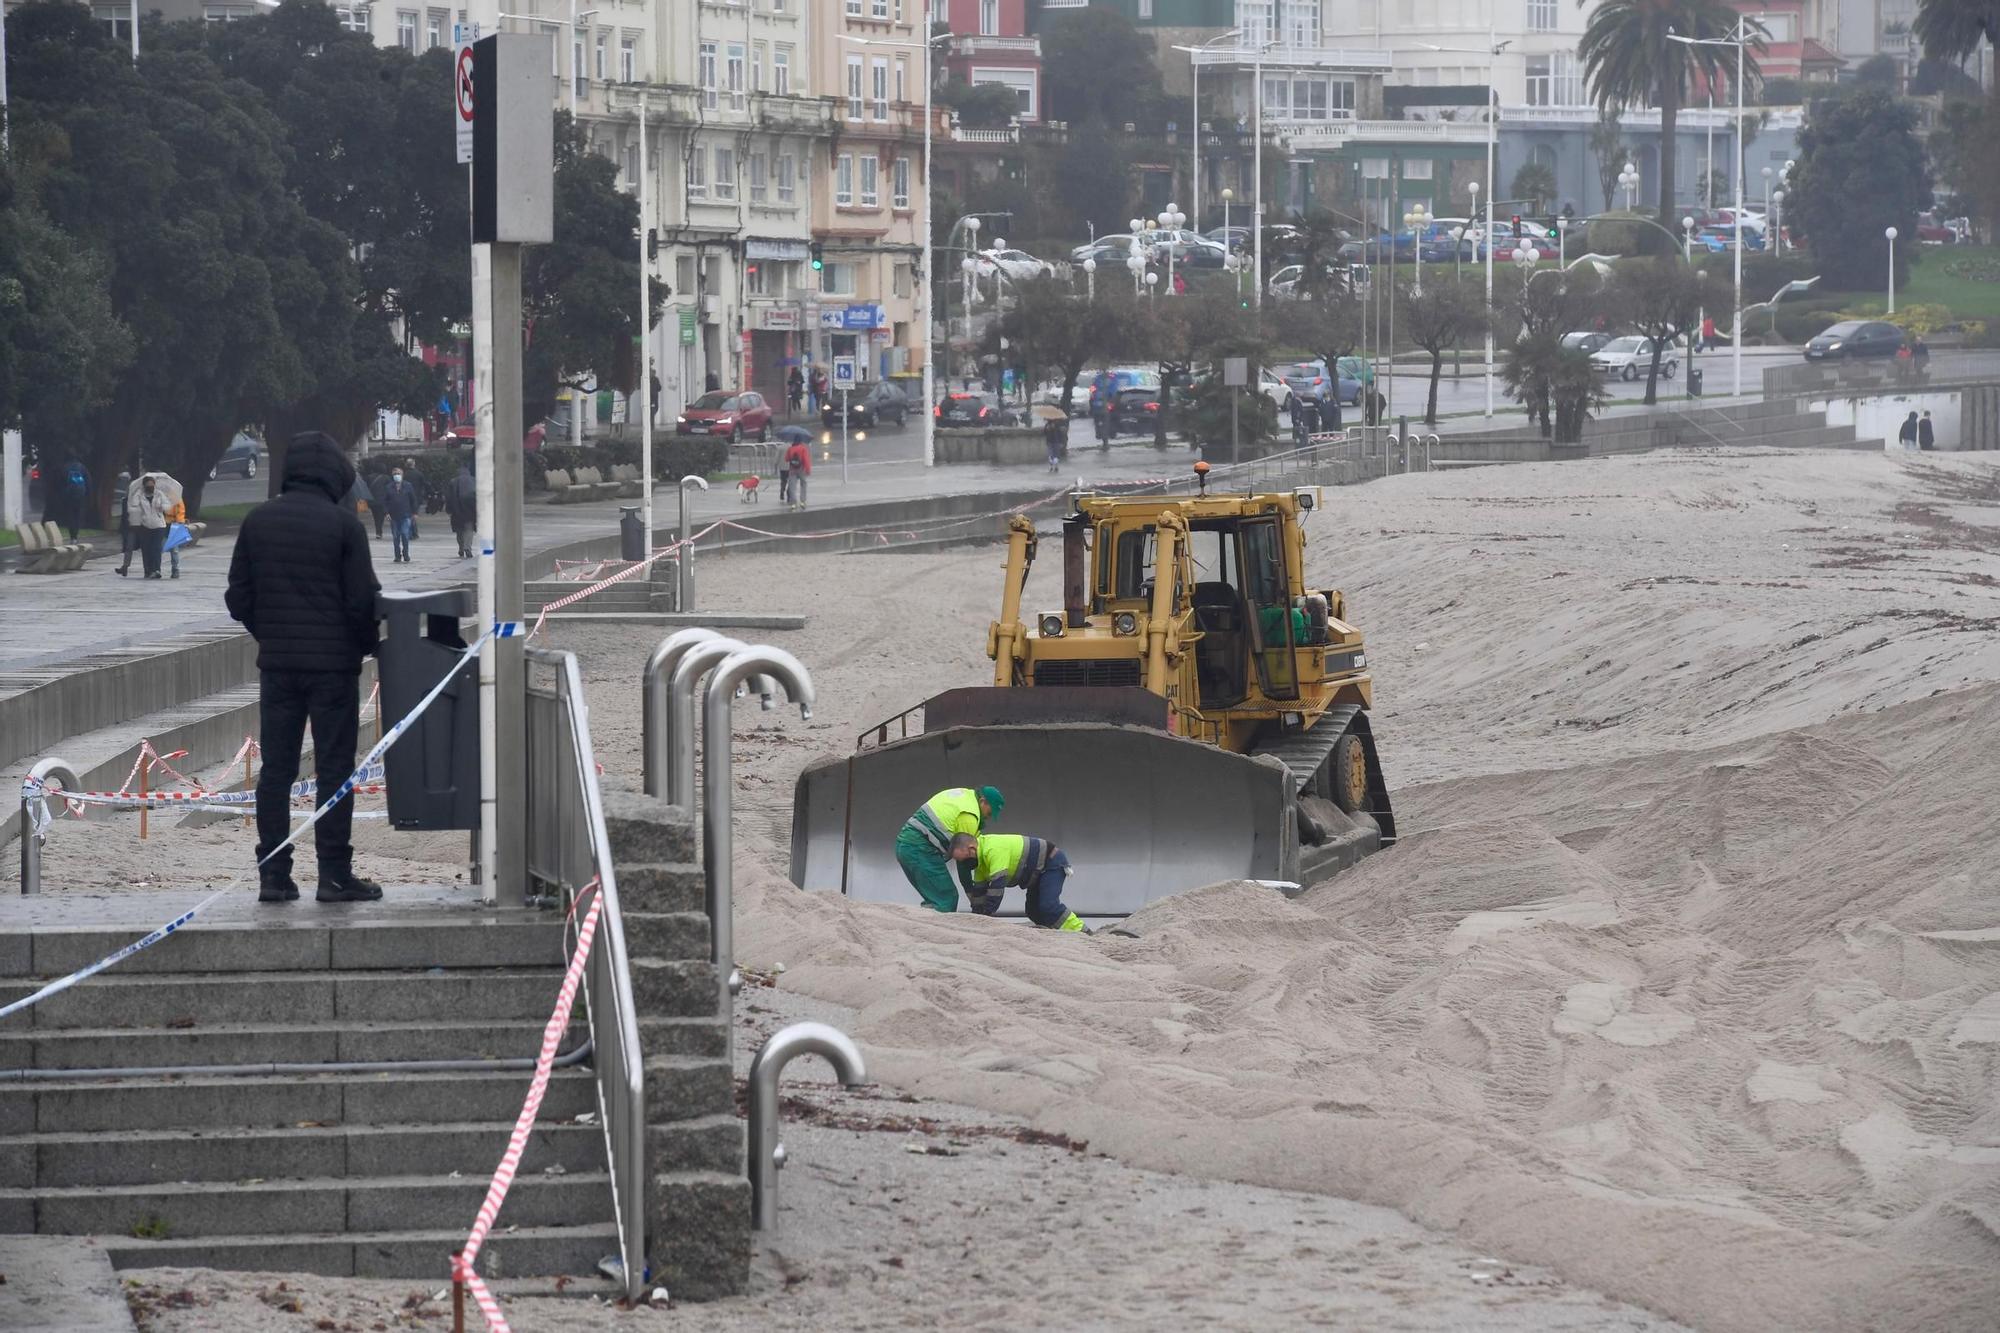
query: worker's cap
[{"left": 978, "top": 785, "right": 1005, "bottom": 815}]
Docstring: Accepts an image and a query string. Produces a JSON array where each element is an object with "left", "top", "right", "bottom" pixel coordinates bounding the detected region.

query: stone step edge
[
  {"left": 0, "top": 1117, "right": 610, "bottom": 1148},
  {"left": 2, "top": 1169, "right": 612, "bottom": 1204}
]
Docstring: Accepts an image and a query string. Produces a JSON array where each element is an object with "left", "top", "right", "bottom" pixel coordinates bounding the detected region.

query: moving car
[
  {"left": 676, "top": 389, "right": 774, "bottom": 441},
  {"left": 1071, "top": 234, "right": 1134, "bottom": 262},
  {"left": 209, "top": 432, "right": 264, "bottom": 480},
  {"left": 1803, "top": 320, "right": 1906, "bottom": 361},
  {"left": 935, "top": 392, "right": 1017, "bottom": 428},
  {"left": 1104, "top": 386, "right": 1162, "bottom": 436},
  {"left": 975, "top": 249, "right": 1055, "bottom": 282},
  {"left": 822, "top": 380, "right": 908, "bottom": 428},
  {"left": 1560, "top": 330, "right": 1613, "bottom": 356},
  {"left": 1590, "top": 336, "right": 1679, "bottom": 381},
  {"left": 1278, "top": 359, "right": 1363, "bottom": 409}
]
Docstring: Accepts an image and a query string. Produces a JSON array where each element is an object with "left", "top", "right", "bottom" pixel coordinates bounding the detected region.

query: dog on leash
[{"left": 738, "top": 474, "right": 760, "bottom": 504}]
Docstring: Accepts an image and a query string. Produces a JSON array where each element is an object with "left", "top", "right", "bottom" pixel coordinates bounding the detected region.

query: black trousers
[
  {"left": 256, "top": 669, "right": 361, "bottom": 879},
  {"left": 136, "top": 526, "right": 166, "bottom": 576}
]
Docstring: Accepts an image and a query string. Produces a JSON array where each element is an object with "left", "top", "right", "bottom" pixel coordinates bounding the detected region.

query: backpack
[{"left": 66, "top": 462, "right": 87, "bottom": 491}]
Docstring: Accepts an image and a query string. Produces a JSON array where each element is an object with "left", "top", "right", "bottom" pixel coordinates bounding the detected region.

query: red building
[
  {"left": 944, "top": 0, "right": 1042, "bottom": 123},
  {"left": 1698, "top": 0, "right": 1844, "bottom": 95}
]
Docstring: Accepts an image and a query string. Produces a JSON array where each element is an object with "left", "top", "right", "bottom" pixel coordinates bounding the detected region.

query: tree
[
  {"left": 1855, "top": 54, "right": 1900, "bottom": 87},
  {"left": 1610, "top": 257, "right": 1704, "bottom": 404},
  {"left": 1913, "top": 0, "right": 2000, "bottom": 65},
  {"left": 1271, "top": 294, "right": 1364, "bottom": 376},
  {"left": 1590, "top": 111, "right": 1629, "bottom": 213},
  {"left": 1511, "top": 162, "right": 1559, "bottom": 212},
  {"left": 1047, "top": 132, "right": 1136, "bottom": 243},
  {"left": 1503, "top": 335, "right": 1610, "bottom": 441},
  {"left": 1399, "top": 277, "right": 1489, "bottom": 425},
  {"left": 938, "top": 79, "right": 1021, "bottom": 129},
  {"left": 1909, "top": 55, "right": 1983, "bottom": 99},
  {"left": 1578, "top": 0, "right": 1758, "bottom": 225},
  {"left": 1787, "top": 89, "right": 1929, "bottom": 291},
  {"left": 1281, "top": 211, "right": 1357, "bottom": 300},
  {"left": 991, "top": 277, "right": 1144, "bottom": 419},
  {"left": 1039, "top": 9, "right": 1165, "bottom": 128}
]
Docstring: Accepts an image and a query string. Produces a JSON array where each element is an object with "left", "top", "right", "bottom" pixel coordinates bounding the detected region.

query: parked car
[
  {"left": 1590, "top": 336, "right": 1679, "bottom": 381},
  {"left": 1105, "top": 386, "right": 1162, "bottom": 436},
  {"left": 1560, "top": 330, "right": 1613, "bottom": 356},
  {"left": 1146, "top": 229, "right": 1219, "bottom": 265},
  {"left": 209, "top": 432, "right": 264, "bottom": 480},
  {"left": 822, "top": 380, "right": 908, "bottom": 429},
  {"left": 1278, "top": 359, "right": 1363, "bottom": 409},
  {"left": 1803, "top": 320, "right": 1906, "bottom": 361},
  {"left": 1335, "top": 355, "right": 1375, "bottom": 389},
  {"left": 1085, "top": 367, "right": 1160, "bottom": 415},
  {"left": 974, "top": 248, "right": 1054, "bottom": 282},
  {"left": 1175, "top": 236, "right": 1231, "bottom": 268},
  {"left": 1206, "top": 224, "right": 1255, "bottom": 251},
  {"left": 1071, "top": 234, "right": 1134, "bottom": 262},
  {"left": 675, "top": 389, "right": 773, "bottom": 441},
  {"left": 935, "top": 392, "right": 1019, "bottom": 428}
]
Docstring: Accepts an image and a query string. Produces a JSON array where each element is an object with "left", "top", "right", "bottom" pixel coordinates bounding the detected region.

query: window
[
  {"left": 1528, "top": 0, "right": 1556, "bottom": 30},
  {"left": 752, "top": 42, "right": 765, "bottom": 94},
  {"left": 677, "top": 256, "right": 696, "bottom": 293},
  {"left": 872, "top": 0, "right": 888, "bottom": 17},
  {"left": 1526, "top": 54, "right": 1584, "bottom": 106},
  {"left": 872, "top": 58, "right": 889, "bottom": 119},
  {"left": 1282, "top": 0, "right": 1317, "bottom": 45},
  {"left": 896, "top": 59, "right": 907, "bottom": 105},
  {"left": 700, "top": 41, "right": 718, "bottom": 109},
  {"left": 1139, "top": 0, "right": 1153, "bottom": 15},
  {"left": 335, "top": 5, "right": 368, "bottom": 33},
  {"left": 892, "top": 155, "right": 911, "bottom": 209},
  {"left": 979, "top": 0, "right": 997, "bottom": 33},
  {"left": 1525, "top": 55, "right": 1550, "bottom": 105},
  {"left": 1402, "top": 158, "right": 1433, "bottom": 180},
  {"left": 624, "top": 141, "right": 638, "bottom": 185},
  {"left": 541, "top": 23, "right": 559, "bottom": 76},
  {"left": 893, "top": 261, "right": 911, "bottom": 299},
  {"left": 778, "top": 154, "right": 797, "bottom": 202},
  {"left": 1235, "top": 1, "right": 1273, "bottom": 47},
  {"left": 972, "top": 68, "right": 1034, "bottom": 117},
  {"left": 845, "top": 0, "right": 861, "bottom": 14},
  {"left": 895, "top": 0, "right": 904, "bottom": 18},
  {"left": 727, "top": 42, "right": 746, "bottom": 108},
  {"left": 746, "top": 261, "right": 769, "bottom": 297},
  {"left": 847, "top": 56, "right": 863, "bottom": 119},
  {"left": 396, "top": 9, "right": 416, "bottom": 50},
  {"left": 836, "top": 153, "right": 854, "bottom": 206},
  {"left": 573, "top": 36, "right": 585, "bottom": 93},
  {"left": 688, "top": 149, "right": 707, "bottom": 198},
  {"left": 595, "top": 32, "right": 607, "bottom": 80},
  {"left": 1553, "top": 53, "right": 1583, "bottom": 106},
  {"left": 750, "top": 152, "right": 768, "bottom": 202},
  {"left": 620, "top": 33, "right": 636, "bottom": 83},
  {"left": 1261, "top": 73, "right": 1354, "bottom": 121},
  {"left": 715, "top": 147, "right": 737, "bottom": 200},
  {"left": 774, "top": 47, "right": 792, "bottom": 95},
  {"left": 820, "top": 262, "right": 857, "bottom": 296},
  {"left": 861, "top": 154, "right": 879, "bottom": 206},
  {"left": 426, "top": 9, "right": 445, "bottom": 48}
]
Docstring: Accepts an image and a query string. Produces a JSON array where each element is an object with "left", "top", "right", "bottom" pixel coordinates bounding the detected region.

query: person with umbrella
[
  {"left": 776, "top": 425, "right": 813, "bottom": 507},
  {"left": 128, "top": 472, "right": 180, "bottom": 580},
  {"left": 1031, "top": 403, "right": 1067, "bottom": 472}
]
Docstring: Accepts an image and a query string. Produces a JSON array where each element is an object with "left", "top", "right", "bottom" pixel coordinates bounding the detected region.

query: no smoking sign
[{"left": 455, "top": 44, "right": 476, "bottom": 165}]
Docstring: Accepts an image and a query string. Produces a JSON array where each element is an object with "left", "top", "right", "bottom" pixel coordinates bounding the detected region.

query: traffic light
[
  {"left": 810, "top": 241, "right": 825, "bottom": 272},
  {"left": 646, "top": 228, "right": 659, "bottom": 260}
]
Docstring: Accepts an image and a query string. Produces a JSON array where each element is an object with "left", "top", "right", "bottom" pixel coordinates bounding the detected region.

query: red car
[{"left": 676, "top": 389, "right": 773, "bottom": 442}]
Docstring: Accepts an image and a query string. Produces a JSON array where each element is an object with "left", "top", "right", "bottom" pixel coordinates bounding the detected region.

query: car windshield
[
  {"left": 1560, "top": 332, "right": 1594, "bottom": 347},
  {"left": 1602, "top": 337, "right": 1648, "bottom": 354},
  {"left": 1821, "top": 321, "right": 1865, "bottom": 337},
  {"left": 690, "top": 392, "right": 735, "bottom": 410}
]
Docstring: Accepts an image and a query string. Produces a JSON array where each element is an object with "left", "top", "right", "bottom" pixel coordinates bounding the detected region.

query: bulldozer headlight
[
  {"left": 1112, "top": 611, "right": 1139, "bottom": 636},
  {"left": 1038, "top": 613, "right": 1065, "bottom": 637}
]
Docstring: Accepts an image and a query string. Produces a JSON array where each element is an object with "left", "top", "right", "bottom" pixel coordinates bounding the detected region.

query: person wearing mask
[
  {"left": 401, "top": 458, "right": 427, "bottom": 540},
  {"left": 380, "top": 465, "right": 418, "bottom": 563},
  {"left": 449, "top": 459, "right": 477, "bottom": 558},
  {"left": 225, "top": 432, "right": 383, "bottom": 905},
  {"left": 113, "top": 469, "right": 134, "bottom": 577},
  {"left": 1918, "top": 410, "right": 1936, "bottom": 451},
  {"left": 950, "top": 831, "right": 1090, "bottom": 933},
  {"left": 896, "top": 786, "right": 1003, "bottom": 913},
  {"left": 782, "top": 435, "right": 812, "bottom": 510},
  {"left": 129, "top": 474, "right": 172, "bottom": 579}
]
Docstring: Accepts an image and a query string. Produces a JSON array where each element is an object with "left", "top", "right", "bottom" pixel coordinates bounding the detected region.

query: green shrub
[
  {"left": 1772, "top": 299, "right": 1844, "bottom": 342},
  {"left": 653, "top": 438, "right": 728, "bottom": 479}
]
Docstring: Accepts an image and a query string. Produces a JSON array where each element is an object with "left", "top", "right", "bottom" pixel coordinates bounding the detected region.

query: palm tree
[
  {"left": 1912, "top": 0, "right": 2000, "bottom": 64},
  {"left": 1577, "top": 0, "right": 1759, "bottom": 224}
]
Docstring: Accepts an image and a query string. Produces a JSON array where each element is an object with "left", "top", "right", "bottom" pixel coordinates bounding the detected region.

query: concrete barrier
[
  {"left": 933, "top": 426, "right": 1047, "bottom": 466},
  {"left": 0, "top": 630, "right": 257, "bottom": 773}
]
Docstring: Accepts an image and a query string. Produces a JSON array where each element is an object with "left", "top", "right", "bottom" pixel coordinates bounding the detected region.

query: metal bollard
[
  {"left": 646, "top": 630, "right": 780, "bottom": 804},
  {"left": 677, "top": 474, "right": 709, "bottom": 613},
  {"left": 748, "top": 1021, "right": 866, "bottom": 1231},
  {"left": 19, "top": 758, "right": 81, "bottom": 896}
]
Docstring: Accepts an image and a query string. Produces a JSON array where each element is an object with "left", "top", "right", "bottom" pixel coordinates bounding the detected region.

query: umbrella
[
  {"left": 1030, "top": 404, "right": 1067, "bottom": 422},
  {"left": 129, "top": 472, "right": 183, "bottom": 512},
  {"left": 777, "top": 425, "right": 814, "bottom": 444}
]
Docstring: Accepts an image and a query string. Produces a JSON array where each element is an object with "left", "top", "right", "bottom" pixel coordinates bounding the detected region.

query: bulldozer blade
[{"left": 791, "top": 723, "right": 1377, "bottom": 917}]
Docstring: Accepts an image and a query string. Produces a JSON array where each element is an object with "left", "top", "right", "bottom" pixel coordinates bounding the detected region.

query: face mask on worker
[{"left": 392, "top": 471, "right": 403, "bottom": 482}]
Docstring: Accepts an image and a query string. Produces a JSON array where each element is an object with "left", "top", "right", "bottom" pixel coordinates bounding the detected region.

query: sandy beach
[{"left": 27, "top": 445, "right": 2000, "bottom": 1329}]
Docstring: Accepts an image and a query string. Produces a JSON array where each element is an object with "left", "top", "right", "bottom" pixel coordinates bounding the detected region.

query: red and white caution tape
[{"left": 454, "top": 882, "right": 604, "bottom": 1331}]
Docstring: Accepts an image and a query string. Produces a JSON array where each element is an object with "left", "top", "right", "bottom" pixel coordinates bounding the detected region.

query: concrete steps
[
  {"left": 100, "top": 1222, "right": 622, "bottom": 1279},
  {"left": 0, "top": 1018, "right": 582, "bottom": 1069}
]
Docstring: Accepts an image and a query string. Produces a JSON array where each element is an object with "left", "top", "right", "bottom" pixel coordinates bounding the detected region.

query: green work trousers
[{"left": 896, "top": 825, "right": 960, "bottom": 912}]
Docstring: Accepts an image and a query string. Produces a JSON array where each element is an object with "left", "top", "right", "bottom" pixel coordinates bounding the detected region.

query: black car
[
  {"left": 935, "top": 392, "right": 1013, "bottom": 428},
  {"left": 1804, "top": 320, "right": 1906, "bottom": 361},
  {"left": 822, "top": 381, "right": 909, "bottom": 429},
  {"left": 1105, "top": 386, "right": 1161, "bottom": 436},
  {"left": 209, "top": 433, "right": 264, "bottom": 480}
]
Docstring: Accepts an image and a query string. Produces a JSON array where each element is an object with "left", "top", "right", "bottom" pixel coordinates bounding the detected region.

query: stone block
[
  {"left": 637, "top": 1016, "right": 727, "bottom": 1059},
  {"left": 623, "top": 911, "right": 711, "bottom": 962},
  {"left": 647, "top": 1114, "right": 741, "bottom": 1175},
  {"left": 617, "top": 864, "right": 706, "bottom": 916},
  {"left": 643, "top": 1055, "right": 733, "bottom": 1124},
  {"left": 630, "top": 958, "right": 720, "bottom": 1020},
  {"left": 647, "top": 1172, "right": 750, "bottom": 1301},
  {"left": 599, "top": 788, "right": 696, "bottom": 864}
]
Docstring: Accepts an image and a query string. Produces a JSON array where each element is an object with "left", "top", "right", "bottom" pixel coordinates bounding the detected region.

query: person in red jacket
[{"left": 782, "top": 438, "right": 812, "bottom": 510}]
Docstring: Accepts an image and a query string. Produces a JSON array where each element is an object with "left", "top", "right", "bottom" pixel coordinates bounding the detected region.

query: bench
[{"left": 13, "top": 521, "right": 93, "bottom": 574}]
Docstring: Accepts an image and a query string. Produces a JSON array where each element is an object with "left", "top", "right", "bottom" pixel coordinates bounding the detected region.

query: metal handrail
[
  {"left": 747, "top": 1022, "right": 866, "bottom": 1230},
  {"left": 523, "top": 647, "right": 645, "bottom": 1302},
  {"left": 18, "top": 757, "right": 81, "bottom": 896}
]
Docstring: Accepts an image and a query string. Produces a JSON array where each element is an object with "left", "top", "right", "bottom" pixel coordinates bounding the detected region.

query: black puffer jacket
[{"left": 225, "top": 434, "right": 381, "bottom": 673}]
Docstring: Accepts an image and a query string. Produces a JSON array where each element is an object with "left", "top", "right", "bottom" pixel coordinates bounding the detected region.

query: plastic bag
[{"left": 162, "top": 522, "right": 192, "bottom": 553}]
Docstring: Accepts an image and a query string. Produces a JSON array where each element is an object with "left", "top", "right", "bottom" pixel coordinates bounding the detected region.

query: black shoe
[
  {"left": 316, "top": 873, "right": 384, "bottom": 903},
  {"left": 258, "top": 871, "right": 300, "bottom": 903},
  {"left": 116, "top": 564, "right": 129, "bottom": 577}
]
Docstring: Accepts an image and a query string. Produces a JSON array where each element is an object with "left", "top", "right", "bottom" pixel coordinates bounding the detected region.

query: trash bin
[
  {"left": 376, "top": 588, "right": 479, "bottom": 831},
  {"left": 619, "top": 505, "right": 645, "bottom": 562},
  {"left": 1688, "top": 367, "right": 1704, "bottom": 397}
]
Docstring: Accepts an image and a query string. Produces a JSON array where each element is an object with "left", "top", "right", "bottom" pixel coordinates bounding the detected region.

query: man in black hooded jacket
[{"left": 226, "top": 433, "right": 384, "bottom": 904}]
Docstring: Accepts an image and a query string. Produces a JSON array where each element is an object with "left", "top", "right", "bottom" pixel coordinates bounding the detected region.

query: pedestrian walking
[
  {"left": 164, "top": 491, "right": 188, "bottom": 579},
  {"left": 1918, "top": 410, "right": 1936, "bottom": 451},
  {"left": 1700, "top": 314, "right": 1718, "bottom": 352},
  {"left": 787, "top": 366, "right": 805, "bottom": 417},
  {"left": 810, "top": 366, "right": 828, "bottom": 414},
  {"left": 1044, "top": 416, "right": 1066, "bottom": 472},
  {"left": 1898, "top": 411, "right": 1919, "bottom": 449},
  {"left": 224, "top": 432, "right": 383, "bottom": 905},
  {"left": 449, "top": 459, "right": 477, "bottom": 558},
  {"left": 48, "top": 454, "right": 90, "bottom": 540},
  {"left": 129, "top": 473, "right": 173, "bottom": 579},
  {"left": 1324, "top": 385, "right": 1344, "bottom": 433},
  {"left": 362, "top": 462, "right": 389, "bottom": 538},
  {"left": 782, "top": 436, "right": 812, "bottom": 510},
  {"left": 649, "top": 366, "right": 663, "bottom": 423},
  {"left": 380, "top": 464, "right": 418, "bottom": 563},
  {"left": 113, "top": 469, "right": 134, "bottom": 576},
  {"left": 401, "top": 458, "right": 426, "bottom": 540}
]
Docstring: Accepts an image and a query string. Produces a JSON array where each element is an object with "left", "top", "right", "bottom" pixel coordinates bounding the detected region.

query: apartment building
[
  {"left": 810, "top": 0, "right": 929, "bottom": 385},
  {"left": 945, "top": 0, "right": 1044, "bottom": 121}
]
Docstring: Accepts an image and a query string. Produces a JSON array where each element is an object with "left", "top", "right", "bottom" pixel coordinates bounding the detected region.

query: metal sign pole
[{"left": 841, "top": 388, "right": 849, "bottom": 485}]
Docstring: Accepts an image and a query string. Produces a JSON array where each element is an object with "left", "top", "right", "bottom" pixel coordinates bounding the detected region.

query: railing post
[
  {"left": 747, "top": 1022, "right": 866, "bottom": 1230},
  {"left": 19, "top": 759, "right": 80, "bottom": 896},
  {"left": 643, "top": 629, "right": 725, "bottom": 799},
  {"left": 667, "top": 637, "right": 747, "bottom": 808}
]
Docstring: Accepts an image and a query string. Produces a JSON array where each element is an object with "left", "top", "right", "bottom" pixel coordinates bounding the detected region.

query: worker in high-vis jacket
[
  {"left": 950, "top": 832, "right": 1089, "bottom": 933},
  {"left": 896, "top": 786, "right": 1004, "bottom": 912}
]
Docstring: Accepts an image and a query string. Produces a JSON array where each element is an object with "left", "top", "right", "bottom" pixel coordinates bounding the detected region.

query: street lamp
[
  {"left": 1761, "top": 164, "right": 1772, "bottom": 216},
  {"left": 1158, "top": 202, "right": 1187, "bottom": 294},
  {"left": 1618, "top": 161, "right": 1640, "bottom": 211},
  {"left": 1170, "top": 28, "right": 1244, "bottom": 229},
  {"left": 1886, "top": 225, "right": 1898, "bottom": 314},
  {"left": 1682, "top": 214, "right": 1696, "bottom": 262},
  {"left": 1145, "top": 270, "right": 1160, "bottom": 301},
  {"left": 1418, "top": 34, "right": 1511, "bottom": 417},
  {"left": 1126, "top": 249, "right": 1145, "bottom": 296},
  {"left": 1404, "top": 202, "right": 1430, "bottom": 296},
  {"left": 1556, "top": 216, "right": 1570, "bottom": 268},
  {"left": 1667, "top": 17, "right": 1751, "bottom": 396},
  {"left": 1771, "top": 189, "right": 1785, "bottom": 258},
  {"left": 1083, "top": 256, "right": 1097, "bottom": 301}
]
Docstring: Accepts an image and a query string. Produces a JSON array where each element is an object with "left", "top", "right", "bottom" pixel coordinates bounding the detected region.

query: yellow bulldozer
[{"left": 791, "top": 473, "right": 1396, "bottom": 915}]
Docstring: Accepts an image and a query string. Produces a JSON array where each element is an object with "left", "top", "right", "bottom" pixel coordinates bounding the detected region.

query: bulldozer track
[{"left": 1253, "top": 704, "right": 1362, "bottom": 796}]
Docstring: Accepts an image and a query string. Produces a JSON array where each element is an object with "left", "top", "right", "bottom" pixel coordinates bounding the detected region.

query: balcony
[
  {"left": 1190, "top": 45, "right": 1393, "bottom": 73},
  {"left": 951, "top": 34, "right": 1040, "bottom": 58},
  {"left": 1279, "top": 119, "right": 1487, "bottom": 148},
  {"left": 751, "top": 92, "right": 836, "bottom": 134},
  {"left": 949, "top": 124, "right": 1020, "bottom": 144}
]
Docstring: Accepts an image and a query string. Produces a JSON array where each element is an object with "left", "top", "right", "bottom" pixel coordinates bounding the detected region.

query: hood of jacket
[{"left": 283, "top": 433, "right": 357, "bottom": 505}]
